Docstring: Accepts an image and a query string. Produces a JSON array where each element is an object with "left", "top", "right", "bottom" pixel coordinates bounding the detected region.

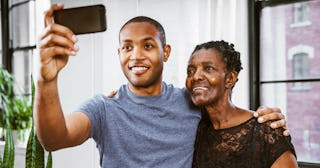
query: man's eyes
[
  {"left": 144, "top": 44, "right": 153, "bottom": 49},
  {"left": 122, "top": 45, "right": 132, "bottom": 50},
  {"left": 121, "top": 43, "right": 155, "bottom": 51}
]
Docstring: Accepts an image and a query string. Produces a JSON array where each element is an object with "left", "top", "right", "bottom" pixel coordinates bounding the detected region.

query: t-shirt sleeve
[
  {"left": 258, "top": 122, "right": 296, "bottom": 167},
  {"left": 75, "top": 94, "right": 106, "bottom": 142}
]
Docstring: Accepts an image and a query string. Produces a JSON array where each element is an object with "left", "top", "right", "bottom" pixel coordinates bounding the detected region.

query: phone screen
[{"left": 53, "top": 5, "right": 107, "bottom": 35}]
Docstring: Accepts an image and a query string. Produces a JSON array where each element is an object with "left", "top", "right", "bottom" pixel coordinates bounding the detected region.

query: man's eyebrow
[
  {"left": 120, "top": 37, "right": 155, "bottom": 43},
  {"left": 120, "top": 39, "right": 132, "bottom": 43},
  {"left": 143, "top": 37, "right": 155, "bottom": 42}
]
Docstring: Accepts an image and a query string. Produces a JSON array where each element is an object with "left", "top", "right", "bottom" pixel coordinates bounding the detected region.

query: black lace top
[{"left": 192, "top": 115, "right": 296, "bottom": 168}]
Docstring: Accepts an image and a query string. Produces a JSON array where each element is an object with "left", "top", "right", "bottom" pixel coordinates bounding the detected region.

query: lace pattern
[{"left": 192, "top": 116, "right": 296, "bottom": 168}]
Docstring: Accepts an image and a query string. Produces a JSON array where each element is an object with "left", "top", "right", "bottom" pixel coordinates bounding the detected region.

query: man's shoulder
[{"left": 163, "top": 82, "right": 188, "bottom": 93}]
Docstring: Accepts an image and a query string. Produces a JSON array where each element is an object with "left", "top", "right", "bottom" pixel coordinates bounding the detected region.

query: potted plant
[
  {"left": 0, "top": 70, "right": 52, "bottom": 168},
  {"left": 0, "top": 66, "right": 32, "bottom": 145}
]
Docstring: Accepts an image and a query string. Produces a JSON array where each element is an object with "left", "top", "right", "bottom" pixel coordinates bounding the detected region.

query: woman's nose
[{"left": 193, "top": 69, "right": 204, "bottom": 81}]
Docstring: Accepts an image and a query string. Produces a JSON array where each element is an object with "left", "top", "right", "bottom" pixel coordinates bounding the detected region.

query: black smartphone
[{"left": 53, "top": 4, "right": 107, "bottom": 35}]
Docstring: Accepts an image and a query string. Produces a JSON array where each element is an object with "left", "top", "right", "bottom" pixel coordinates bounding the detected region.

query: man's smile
[{"left": 129, "top": 65, "right": 150, "bottom": 75}]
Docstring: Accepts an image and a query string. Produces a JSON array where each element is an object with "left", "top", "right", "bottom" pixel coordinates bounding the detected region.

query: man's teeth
[
  {"left": 132, "top": 67, "right": 148, "bottom": 71},
  {"left": 193, "top": 87, "right": 208, "bottom": 91}
]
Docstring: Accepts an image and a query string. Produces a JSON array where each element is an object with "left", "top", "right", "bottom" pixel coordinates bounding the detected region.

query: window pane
[
  {"left": 292, "top": 2, "right": 310, "bottom": 24},
  {"left": 12, "top": 50, "right": 33, "bottom": 95},
  {"left": 293, "top": 53, "right": 310, "bottom": 89},
  {"left": 260, "top": 1, "right": 320, "bottom": 81},
  {"left": 10, "top": 1, "right": 36, "bottom": 48},
  {"left": 293, "top": 53, "right": 309, "bottom": 78},
  {"left": 261, "top": 82, "right": 320, "bottom": 163},
  {"left": 0, "top": 6, "right": 2, "bottom": 66}
]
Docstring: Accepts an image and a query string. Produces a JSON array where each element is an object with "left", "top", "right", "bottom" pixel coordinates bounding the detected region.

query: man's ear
[
  {"left": 225, "top": 71, "right": 238, "bottom": 89},
  {"left": 163, "top": 44, "right": 171, "bottom": 62}
]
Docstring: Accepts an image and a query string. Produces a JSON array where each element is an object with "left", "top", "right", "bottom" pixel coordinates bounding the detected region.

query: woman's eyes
[
  {"left": 187, "top": 66, "right": 215, "bottom": 75},
  {"left": 205, "top": 66, "right": 214, "bottom": 71},
  {"left": 187, "top": 68, "right": 195, "bottom": 75}
]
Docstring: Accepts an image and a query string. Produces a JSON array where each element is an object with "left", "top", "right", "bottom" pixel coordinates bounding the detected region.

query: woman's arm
[{"left": 271, "top": 150, "right": 298, "bottom": 168}]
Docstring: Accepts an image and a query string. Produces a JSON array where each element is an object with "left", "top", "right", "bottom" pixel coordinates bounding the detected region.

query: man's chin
[{"left": 128, "top": 79, "right": 153, "bottom": 88}]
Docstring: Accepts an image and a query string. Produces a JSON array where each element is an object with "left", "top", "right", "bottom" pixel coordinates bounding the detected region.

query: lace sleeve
[{"left": 255, "top": 121, "right": 296, "bottom": 167}]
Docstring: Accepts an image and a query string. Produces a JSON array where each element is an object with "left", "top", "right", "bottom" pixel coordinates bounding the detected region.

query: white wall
[{"left": 36, "top": 0, "right": 249, "bottom": 167}]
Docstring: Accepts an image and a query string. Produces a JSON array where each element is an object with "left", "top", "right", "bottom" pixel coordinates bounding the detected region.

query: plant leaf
[
  {"left": 34, "top": 133, "right": 45, "bottom": 168},
  {"left": 3, "top": 128, "right": 15, "bottom": 168},
  {"left": 25, "top": 125, "right": 35, "bottom": 168},
  {"left": 0, "top": 153, "right": 3, "bottom": 167},
  {"left": 25, "top": 75, "right": 48, "bottom": 168},
  {"left": 46, "top": 152, "right": 52, "bottom": 168}
]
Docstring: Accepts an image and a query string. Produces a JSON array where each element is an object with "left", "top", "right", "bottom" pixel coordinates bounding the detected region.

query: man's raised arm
[{"left": 34, "top": 4, "right": 90, "bottom": 151}]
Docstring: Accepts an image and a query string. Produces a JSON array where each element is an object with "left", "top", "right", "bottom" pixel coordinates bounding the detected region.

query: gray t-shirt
[{"left": 77, "top": 82, "right": 201, "bottom": 168}]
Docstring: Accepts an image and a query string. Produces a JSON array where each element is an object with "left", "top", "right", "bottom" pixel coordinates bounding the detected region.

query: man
[{"left": 35, "top": 4, "right": 287, "bottom": 168}]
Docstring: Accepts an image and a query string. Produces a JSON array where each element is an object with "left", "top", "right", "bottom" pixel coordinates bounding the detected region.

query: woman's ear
[
  {"left": 225, "top": 71, "right": 238, "bottom": 89},
  {"left": 163, "top": 44, "right": 171, "bottom": 62}
]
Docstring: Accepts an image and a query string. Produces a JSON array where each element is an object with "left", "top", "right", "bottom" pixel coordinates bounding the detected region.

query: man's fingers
[
  {"left": 255, "top": 106, "right": 290, "bottom": 137},
  {"left": 270, "top": 119, "right": 286, "bottom": 128},
  {"left": 283, "top": 129, "right": 290, "bottom": 136},
  {"left": 263, "top": 118, "right": 291, "bottom": 137},
  {"left": 40, "top": 24, "right": 77, "bottom": 42},
  {"left": 257, "top": 112, "right": 284, "bottom": 123},
  {"left": 40, "top": 46, "right": 76, "bottom": 63},
  {"left": 256, "top": 106, "right": 281, "bottom": 116},
  {"left": 40, "top": 33, "right": 78, "bottom": 51},
  {"left": 44, "top": 4, "right": 64, "bottom": 27}
]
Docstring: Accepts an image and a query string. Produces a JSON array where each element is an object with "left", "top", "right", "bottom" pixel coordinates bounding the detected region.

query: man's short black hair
[
  {"left": 191, "top": 40, "right": 243, "bottom": 73},
  {"left": 119, "top": 16, "right": 166, "bottom": 46}
]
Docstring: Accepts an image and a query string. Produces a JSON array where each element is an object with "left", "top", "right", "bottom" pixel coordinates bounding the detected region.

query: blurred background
[{"left": 0, "top": 0, "right": 319, "bottom": 167}]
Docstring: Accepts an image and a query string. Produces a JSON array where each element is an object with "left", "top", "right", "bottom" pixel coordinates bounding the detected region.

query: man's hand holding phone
[{"left": 38, "top": 4, "right": 79, "bottom": 82}]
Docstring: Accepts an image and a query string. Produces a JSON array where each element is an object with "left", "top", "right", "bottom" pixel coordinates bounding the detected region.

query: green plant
[
  {"left": 25, "top": 76, "right": 52, "bottom": 168},
  {"left": 0, "top": 66, "right": 32, "bottom": 141},
  {"left": 1, "top": 75, "right": 52, "bottom": 168},
  {"left": 1, "top": 128, "right": 15, "bottom": 168}
]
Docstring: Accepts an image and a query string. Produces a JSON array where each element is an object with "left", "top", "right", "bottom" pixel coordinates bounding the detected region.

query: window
[
  {"left": 0, "top": 0, "right": 36, "bottom": 142},
  {"left": 0, "top": 2, "right": 3, "bottom": 141},
  {"left": 0, "top": 5, "right": 2, "bottom": 66},
  {"left": 292, "top": 53, "right": 310, "bottom": 89},
  {"left": 292, "top": 2, "right": 310, "bottom": 24},
  {"left": 250, "top": 0, "right": 320, "bottom": 166},
  {"left": 9, "top": 0, "right": 36, "bottom": 96}
]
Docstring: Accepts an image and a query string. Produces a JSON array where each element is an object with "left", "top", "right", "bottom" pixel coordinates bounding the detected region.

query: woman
[{"left": 186, "top": 40, "right": 298, "bottom": 168}]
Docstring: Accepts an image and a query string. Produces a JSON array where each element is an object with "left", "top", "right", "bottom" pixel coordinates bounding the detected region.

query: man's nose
[{"left": 131, "top": 47, "right": 144, "bottom": 60}]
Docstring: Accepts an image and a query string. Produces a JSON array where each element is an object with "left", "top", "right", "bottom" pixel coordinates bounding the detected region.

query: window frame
[
  {"left": 249, "top": 0, "right": 320, "bottom": 167},
  {"left": 1, "top": 0, "right": 36, "bottom": 95},
  {"left": 1, "top": 0, "right": 11, "bottom": 72}
]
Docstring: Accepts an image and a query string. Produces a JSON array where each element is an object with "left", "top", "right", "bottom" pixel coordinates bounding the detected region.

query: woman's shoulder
[{"left": 253, "top": 119, "right": 289, "bottom": 147}]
